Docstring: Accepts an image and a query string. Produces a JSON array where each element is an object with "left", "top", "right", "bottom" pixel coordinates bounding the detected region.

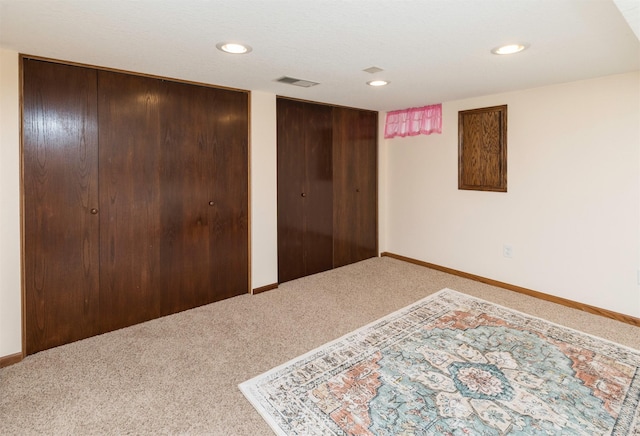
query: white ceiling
[{"left": 1, "top": 0, "right": 638, "bottom": 112}]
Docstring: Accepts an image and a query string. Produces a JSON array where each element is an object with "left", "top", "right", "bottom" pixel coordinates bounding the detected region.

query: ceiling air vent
[
  {"left": 276, "top": 76, "right": 319, "bottom": 88},
  {"left": 363, "top": 66, "right": 384, "bottom": 74}
]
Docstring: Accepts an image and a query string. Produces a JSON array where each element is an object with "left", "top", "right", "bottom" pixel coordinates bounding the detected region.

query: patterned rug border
[{"left": 239, "top": 288, "right": 640, "bottom": 435}]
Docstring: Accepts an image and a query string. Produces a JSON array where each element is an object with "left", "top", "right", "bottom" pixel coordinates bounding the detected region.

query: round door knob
[
  {"left": 208, "top": 201, "right": 215, "bottom": 206},
  {"left": 90, "top": 208, "right": 98, "bottom": 215},
  {"left": 301, "top": 193, "right": 306, "bottom": 197},
  {"left": 356, "top": 188, "right": 360, "bottom": 193}
]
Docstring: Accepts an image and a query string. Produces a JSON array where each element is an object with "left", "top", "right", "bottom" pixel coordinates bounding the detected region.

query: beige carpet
[{"left": 1, "top": 257, "right": 639, "bottom": 435}]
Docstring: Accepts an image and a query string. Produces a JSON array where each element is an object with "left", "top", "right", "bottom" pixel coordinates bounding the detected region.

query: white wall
[
  {"left": 0, "top": 49, "right": 22, "bottom": 358},
  {"left": 383, "top": 72, "right": 640, "bottom": 318},
  {"left": 378, "top": 112, "right": 389, "bottom": 252},
  {"left": 250, "top": 92, "right": 278, "bottom": 289}
]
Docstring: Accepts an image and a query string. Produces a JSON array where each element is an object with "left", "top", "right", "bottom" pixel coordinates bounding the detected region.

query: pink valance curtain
[{"left": 384, "top": 103, "right": 442, "bottom": 139}]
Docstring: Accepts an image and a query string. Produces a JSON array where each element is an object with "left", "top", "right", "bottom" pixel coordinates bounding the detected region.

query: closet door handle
[
  {"left": 301, "top": 193, "right": 306, "bottom": 198},
  {"left": 208, "top": 201, "right": 215, "bottom": 206},
  {"left": 90, "top": 208, "right": 98, "bottom": 215}
]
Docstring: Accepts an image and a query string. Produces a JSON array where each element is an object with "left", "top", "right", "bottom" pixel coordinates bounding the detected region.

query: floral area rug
[{"left": 239, "top": 288, "right": 640, "bottom": 435}]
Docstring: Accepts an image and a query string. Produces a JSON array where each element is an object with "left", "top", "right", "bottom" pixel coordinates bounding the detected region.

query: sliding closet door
[
  {"left": 23, "top": 60, "right": 100, "bottom": 354},
  {"left": 97, "top": 71, "right": 163, "bottom": 332},
  {"left": 333, "top": 107, "right": 378, "bottom": 267}
]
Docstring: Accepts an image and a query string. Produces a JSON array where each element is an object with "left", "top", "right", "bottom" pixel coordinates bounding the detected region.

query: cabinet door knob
[
  {"left": 90, "top": 208, "right": 98, "bottom": 215},
  {"left": 356, "top": 188, "right": 360, "bottom": 193},
  {"left": 301, "top": 193, "right": 306, "bottom": 198},
  {"left": 208, "top": 201, "right": 215, "bottom": 206}
]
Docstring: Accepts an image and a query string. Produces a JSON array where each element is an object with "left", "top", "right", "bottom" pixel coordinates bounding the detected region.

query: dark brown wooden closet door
[
  {"left": 277, "top": 99, "right": 333, "bottom": 283},
  {"left": 204, "top": 88, "right": 249, "bottom": 302},
  {"left": 277, "top": 98, "right": 306, "bottom": 282},
  {"left": 97, "top": 71, "right": 163, "bottom": 332},
  {"left": 156, "top": 79, "right": 212, "bottom": 314},
  {"left": 23, "top": 59, "right": 100, "bottom": 354},
  {"left": 333, "top": 107, "right": 378, "bottom": 267},
  {"left": 158, "top": 80, "right": 248, "bottom": 313},
  {"left": 303, "top": 103, "right": 333, "bottom": 276},
  {"left": 99, "top": 72, "right": 249, "bottom": 327}
]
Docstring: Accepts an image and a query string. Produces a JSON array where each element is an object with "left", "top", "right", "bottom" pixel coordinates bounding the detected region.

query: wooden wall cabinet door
[
  {"left": 277, "top": 98, "right": 333, "bottom": 283},
  {"left": 333, "top": 107, "right": 378, "bottom": 268},
  {"left": 458, "top": 105, "right": 507, "bottom": 192},
  {"left": 23, "top": 60, "right": 100, "bottom": 354}
]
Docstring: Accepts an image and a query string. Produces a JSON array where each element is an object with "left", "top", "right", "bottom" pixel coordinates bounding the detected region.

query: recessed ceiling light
[
  {"left": 491, "top": 44, "right": 528, "bottom": 55},
  {"left": 216, "top": 42, "right": 252, "bottom": 54},
  {"left": 367, "top": 80, "right": 389, "bottom": 87}
]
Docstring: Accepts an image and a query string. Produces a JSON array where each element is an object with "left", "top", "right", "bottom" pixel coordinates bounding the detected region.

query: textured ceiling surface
[{"left": 1, "top": 0, "right": 638, "bottom": 111}]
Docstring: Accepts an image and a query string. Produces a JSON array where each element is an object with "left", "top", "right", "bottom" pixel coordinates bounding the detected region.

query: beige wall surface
[
  {"left": 383, "top": 72, "right": 640, "bottom": 317},
  {"left": 250, "top": 91, "right": 278, "bottom": 289},
  {"left": 0, "top": 49, "right": 22, "bottom": 358}
]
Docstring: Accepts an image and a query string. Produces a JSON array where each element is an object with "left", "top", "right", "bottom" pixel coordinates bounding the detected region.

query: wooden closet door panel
[
  {"left": 333, "top": 107, "right": 378, "bottom": 268},
  {"left": 157, "top": 80, "right": 215, "bottom": 314},
  {"left": 332, "top": 107, "right": 352, "bottom": 267},
  {"left": 23, "top": 59, "right": 100, "bottom": 354},
  {"left": 97, "top": 71, "right": 162, "bottom": 332},
  {"left": 277, "top": 99, "right": 306, "bottom": 282},
  {"left": 155, "top": 82, "right": 248, "bottom": 314},
  {"left": 353, "top": 110, "right": 378, "bottom": 261},
  {"left": 303, "top": 103, "right": 333, "bottom": 276},
  {"left": 201, "top": 87, "right": 249, "bottom": 302}
]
